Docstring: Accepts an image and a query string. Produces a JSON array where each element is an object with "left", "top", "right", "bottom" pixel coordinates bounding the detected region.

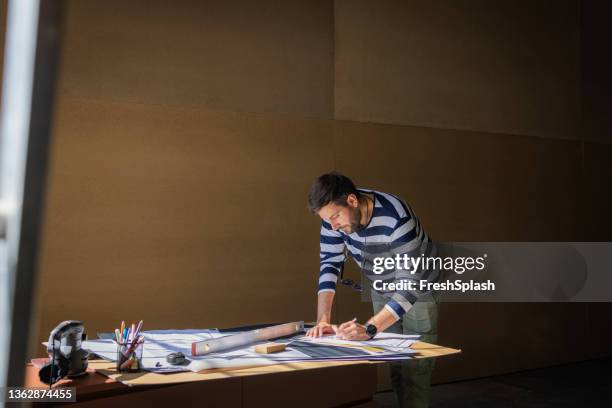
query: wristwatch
[{"left": 365, "top": 323, "right": 378, "bottom": 340}]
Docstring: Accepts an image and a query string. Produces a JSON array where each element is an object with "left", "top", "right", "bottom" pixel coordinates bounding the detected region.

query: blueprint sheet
[{"left": 82, "top": 329, "right": 420, "bottom": 373}]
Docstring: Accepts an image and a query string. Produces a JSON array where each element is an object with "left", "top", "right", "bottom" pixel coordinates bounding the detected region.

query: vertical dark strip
[{"left": 6, "top": 0, "right": 64, "bottom": 387}]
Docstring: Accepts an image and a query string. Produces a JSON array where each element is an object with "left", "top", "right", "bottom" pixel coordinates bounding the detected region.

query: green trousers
[{"left": 371, "top": 290, "right": 439, "bottom": 408}]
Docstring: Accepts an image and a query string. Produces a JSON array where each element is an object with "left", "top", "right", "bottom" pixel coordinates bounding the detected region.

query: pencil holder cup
[{"left": 116, "top": 339, "right": 144, "bottom": 372}]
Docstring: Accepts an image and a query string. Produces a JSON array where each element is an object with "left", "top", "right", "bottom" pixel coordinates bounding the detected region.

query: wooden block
[{"left": 254, "top": 343, "right": 287, "bottom": 354}]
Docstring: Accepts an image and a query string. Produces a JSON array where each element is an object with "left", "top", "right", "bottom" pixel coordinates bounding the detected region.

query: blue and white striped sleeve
[
  {"left": 383, "top": 215, "right": 424, "bottom": 319},
  {"left": 318, "top": 221, "right": 346, "bottom": 294}
]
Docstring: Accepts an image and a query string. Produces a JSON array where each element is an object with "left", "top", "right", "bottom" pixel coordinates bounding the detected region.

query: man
[{"left": 305, "top": 171, "right": 439, "bottom": 408}]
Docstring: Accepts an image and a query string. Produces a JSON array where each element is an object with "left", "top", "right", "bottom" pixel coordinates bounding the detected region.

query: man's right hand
[{"left": 305, "top": 322, "right": 336, "bottom": 338}]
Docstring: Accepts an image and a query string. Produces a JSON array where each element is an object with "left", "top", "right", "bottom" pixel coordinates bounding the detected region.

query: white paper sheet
[
  {"left": 82, "top": 329, "right": 419, "bottom": 373},
  {"left": 293, "top": 332, "right": 420, "bottom": 351}
]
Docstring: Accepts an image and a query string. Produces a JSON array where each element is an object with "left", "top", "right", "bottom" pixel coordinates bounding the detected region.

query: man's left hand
[{"left": 334, "top": 319, "right": 370, "bottom": 341}]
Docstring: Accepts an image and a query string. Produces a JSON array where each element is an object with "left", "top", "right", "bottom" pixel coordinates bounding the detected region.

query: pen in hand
[{"left": 336, "top": 318, "right": 357, "bottom": 339}]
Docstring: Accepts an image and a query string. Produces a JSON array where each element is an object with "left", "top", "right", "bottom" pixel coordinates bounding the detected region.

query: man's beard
[{"left": 345, "top": 206, "right": 365, "bottom": 233}]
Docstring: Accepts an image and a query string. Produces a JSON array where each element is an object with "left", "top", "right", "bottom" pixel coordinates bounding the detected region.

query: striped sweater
[{"left": 318, "top": 189, "right": 437, "bottom": 319}]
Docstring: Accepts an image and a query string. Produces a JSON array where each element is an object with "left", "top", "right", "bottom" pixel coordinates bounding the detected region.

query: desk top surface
[{"left": 25, "top": 340, "right": 459, "bottom": 391}]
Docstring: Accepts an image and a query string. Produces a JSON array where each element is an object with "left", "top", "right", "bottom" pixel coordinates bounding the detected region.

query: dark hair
[{"left": 307, "top": 171, "right": 358, "bottom": 213}]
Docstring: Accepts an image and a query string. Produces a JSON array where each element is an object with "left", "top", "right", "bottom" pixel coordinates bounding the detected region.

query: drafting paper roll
[{"left": 191, "top": 321, "right": 304, "bottom": 356}]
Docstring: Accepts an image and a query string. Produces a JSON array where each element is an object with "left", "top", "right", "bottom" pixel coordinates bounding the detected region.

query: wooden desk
[
  {"left": 26, "top": 359, "right": 379, "bottom": 407},
  {"left": 25, "top": 338, "right": 459, "bottom": 407}
]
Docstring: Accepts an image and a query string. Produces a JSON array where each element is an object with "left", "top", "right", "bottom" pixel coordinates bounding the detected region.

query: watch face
[{"left": 366, "top": 324, "right": 377, "bottom": 337}]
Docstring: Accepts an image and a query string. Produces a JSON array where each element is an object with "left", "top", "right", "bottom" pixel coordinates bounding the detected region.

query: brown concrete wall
[
  {"left": 582, "top": 0, "right": 612, "bottom": 144},
  {"left": 38, "top": 98, "right": 333, "bottom": 331},
  {"left": 34, "top": 0, "right": 336, "bottom": 353},
  {"left": 334, "top": 0, "right": 581, "bottom": 140},
  {"left": 59, "top": 0, "right": 335, "bottom": 118},
  {"left": 4, "top": 0, "right": 606, "bottom": 388}
]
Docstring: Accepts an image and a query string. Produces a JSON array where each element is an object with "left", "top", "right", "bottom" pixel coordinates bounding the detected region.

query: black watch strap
[{"left": 365, "top": 323, "right": 377, "bottom": 339}]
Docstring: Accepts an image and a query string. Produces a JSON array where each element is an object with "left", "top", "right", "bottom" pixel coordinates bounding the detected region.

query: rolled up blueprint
[{"left": 191, "top": 321, "right": 304, "bottom": 356}]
